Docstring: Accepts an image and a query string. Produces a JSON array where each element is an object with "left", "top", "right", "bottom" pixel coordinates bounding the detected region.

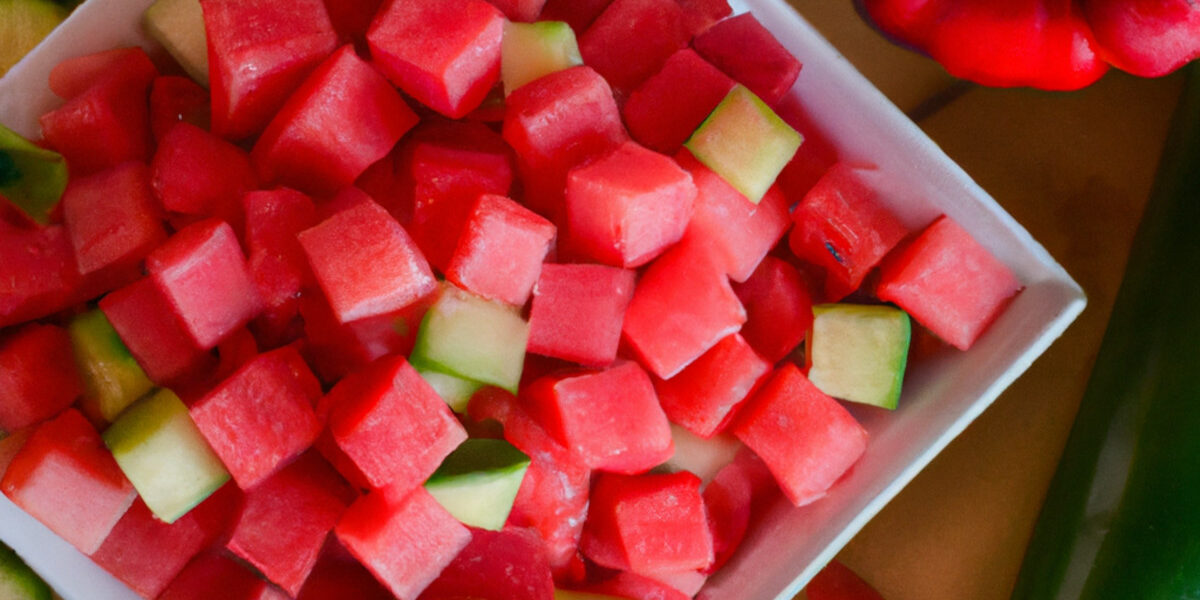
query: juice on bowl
[{"left": 0, "top": 0, "right": 1085, "bottom": 599}]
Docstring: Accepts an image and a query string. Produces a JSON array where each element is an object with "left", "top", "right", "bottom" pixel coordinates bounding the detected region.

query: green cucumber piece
[
  {"left": 69, "top": 309, "right": 156, "bottom": 423},
  {"left": 0, "top": 122, "right": 67, "bottom": 225},
  {"left": 501, "top": 20, "right": 582, "bottom": 96},
  {"left": 806, "top": 303, "right": 911, "bottom": 410},
  {"left": 425, "top": 438, "right": 530, "bottom": 531},
  {"left": 411, "top": 284, "right": 529, "bottom": 394},
  {"left": 142, "top": 0, "right": 208, "bottom": 86},
  {"left": 417, "top": 367, "right": 482, "bottom": 414},
  {"left": 0, "top": 542, "right": 52, "bottom": 600},
  {"left": 103, "top": 389, "right": 230, "bottom": 523}
]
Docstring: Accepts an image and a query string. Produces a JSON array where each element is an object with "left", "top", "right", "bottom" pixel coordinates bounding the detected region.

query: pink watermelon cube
[
  {"left": 566, "top": 140, "right": 696, "bottom": 268},
  {"left": 99, "top": 277, "right": 214, "bottom": 386},
  {"left": 322, "top": 355, "right": 467, "bottom": 492},
  {"left": 296, "top": 537, "right": 394, "bottom": 600},
  {"left": 0, "top": 222, "right": 80, "bottom": 329},
  {"left": 299, "top": 197, "right": 437, "bottom": 325},
  {"left": 732, "top": 256, "right": 815, "bottom": 363},
  {"left": 732, "top": 363, "right": 868, "bottom": 507},
  {"left": 703, "top": 450, "right": 778, "bottom": 573},
  {"left": 419, "top": 526, "right": 555, "bottom": 600},
  {"left": 693, "top": 12, "right": 803, "bottom": 106},
  {"left": 581, "top": 471, "right": 713, "bottom": 574},
  {"left": 226, "top": 452, "right": 356, "bottom": 596},
  {"left": 243, "top": 188, "right": 318, "bottom": 346},
  {"left": 146, "top": 219, "right": 263, "bottom": 350},
  {"left": 622, "top": 239, "right": 747, "bottom": 379},
  {"left": 654, "top": 333, "right": 771, "bottom": 438},
  {"left": 0, "top": 409, "right": 136, "bottom": 554},
  {"left": 539, "top": 0, "right": 613, "bottom": 33},
  {"left": 149, "top": 75, "right": 210, "bottom": 142},
  {"left": 367, "top": 0, "right": 505, "bottom": 118},
  {"left": 62, "top": 161, "right": 167, "bottom": 276},
  {"left": 578, "top": 0, "right": 690, "bottom": 96},
  {"left": 151, "top": 122, "right": 257, "bottom": 227},
  {"left": 622, "top": 49, "right": 735, "bottom": 154},
  {"left": 189, "top": 346, "right": 323, "bottom": 489},
  {"left": 252, "top": 45, "right": 419, "bottom": 196},
  {"left": 335, "top": 486, "right": 472, "bottom": 600},
  {"left": 522, "top": 360, "right": 673, "bottom": 474},
  {"left": 677, "top": 0, "right": 732, "bottom": 37},
  {"left": 0, "top": 324, "right": 84, "bottom": 432},
  {"left": 299, "top": 292, "right": 425, "bottom": 384},
  {"left": 201, "top": 0, "right": 338, "bottom": 140},
  {"left": 581, "top": 571, "right": 695, "bottom": 600},
  {"left": 877, "top": 215, "right": 1023, "bottom": 350},
  {"left": 527, "top": 262, "right": 636, "bottom": 366},
  {"left": 159, "top": 552, "right": 289, "bottom": 600},
  {"left": 446, "top": 194, "right": 556, "bottom": 307},
  {"left": 47, "top": 46, "right": 156, "bottom": 101}
]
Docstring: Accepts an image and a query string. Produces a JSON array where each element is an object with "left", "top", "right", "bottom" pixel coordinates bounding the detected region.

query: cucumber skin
[{"left": 1012, "top": 64, "right": 1200, "bottom": 600}]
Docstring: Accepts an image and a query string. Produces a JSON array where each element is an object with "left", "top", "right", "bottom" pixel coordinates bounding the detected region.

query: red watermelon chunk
[
  {"left": 527, "top": 262, "right": 636, "bottom": 366},
  {"left": 146, "top": 219, "right": 262, "bottom": 350},
  {"left": 805, "top": 560, "right": 887, "bottom": 600},
  {"left": 484, "top": 0, "right": 548, "bottom": 21},
  {"left": 322, "top": 355, "right": 467, "bottom": 492},
  {"left": 622, "top": 49, "right": 735, "bottom": 154},
  {"left": 581, "top": 471, "right": 713, "bottom": 574},
  {"left": 789, "top": 163, "right": 909, "bottom": 299},
  {"left": 522, "top": 360, "right": 672, "bottom": 474},
  {"left": 91, "top": 485, "right": 241, "bottom": 599},
  {"left": 677, "top": 0, "right": 732, "bottom": 37},
  {"left": 189, "top": 346, "right": 323, "bottom": 489},
  {"left": 243, "top": 188, "right": 318, "bottom": 346},
  {"left": 732, "top": 256, "right": 815, "bottom": 363},
  {"left": 159, "top": 552, "right": 289, "bottom": 600},
  {"left": 676, "top": 150, "right": 791, "bottom": 283},
  {"left": 226, "top": 452, "right": 356, "bottom": 596},
  {"left": 322, "top": 0, "right": 385, "bottom": 45},
  {"left": 0, "top": 324, "right": 83, "bottom": 432},
  {"left": 299, "top": 197, "right": 437, "bottom": 325},
  {"left": 0, "top": 222, "right": 80, "bottom": 328},
  {"left": 654, "top": 333, "right": 770, "bottom": 438},
  {"left": 693, "top": 12, "right": 802, "bottom": 106},
  {"left": 62, "top": 161, "right": 166, "bottom": 276},
  {"left": 0, "top": 409, "right": 136, "bottom": 554},
  {"left": 152, "top": 122, "right": 257, "bottom": 228},
  {"left": 732, "top": 363, "right": 867, "bottom": 507},
  {"left": 367, "top": 0, "right": 505, "bottom": 118},
  {"left": 252, "top": 45, "right": 417, "bottom": 196},
  {"left": 100, "top": 277, "right": 214, "bottom": 386},
  {"left": 297, "top": 537, "right": 394, "bottom": 600},
  {"left": 418, "top": 526, "right": 555, "bottom": 600},
  {"left": 773, "top": 95, "right": 840, "bottom": 199},
  {"left": 0, "top": 428, "right": 32, "bottom": 478},
  {"left": 622, "top": 239, "right": 747, "bottom": 379},
  {"left": 566, "top": 140, "right": 696, "bottom": 268},
  {"left": 501, "top": 65, "right": 628, "bottom": 219},
  {"left": 47, "top": 46, "right": 157, "bottom": 102},
  {"left": 149, "top": 75, "right": 211, "bottom": 142},
  {"left": 877, "top": 215, "right": 1022, "bottom": 350},
  {"left": 446, "top": 194, "right": 556, "bottom": 306},
  {"left": 201, "top": 0, "right": 338, "bottom": 140},
  {"left": 299, "top": 292, "right": 425, "bottom": 384},
  {"left": 335, "top": 486, "right": 472, "bottom": 600},
  {"left": 573, "top": 571, "right": 691, "bottom": 600},
  {"left": 539, "top": 0, "right": 614, "bottom": 33},
  {"left": 578, "top": 0, "right": 690, "bottom": 96},
  {"left": 702, "top": 449, "right": 777, "bottom": 573}
]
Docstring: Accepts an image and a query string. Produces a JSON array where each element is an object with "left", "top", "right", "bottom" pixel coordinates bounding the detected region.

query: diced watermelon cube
[
  {"left": 877, "top": 215, "right": 1023, "bottom": 350},
  {"left": 252, "top": 45, "right": 419, "bottom": 196},
  {"left": 146, "top": 218, "right": 263, "bottom": 350},
  {"left": 189, "top": 347, "right": 323, "bottom": 489},
  {"left": 622, "top": 240, "right": 747, "bottom": 379},
  {"left": 655, "top": 333, "right": 770, "bottom": 438},
  {"left": 622, "top": 49, "right": 735, "bottom": 154},
  {"left": 297, "top": 537, "right": 394, "bottom": 600},
  {"left": 61, "top": 161, "right": 165, "bottom": 276},
  {"left": 0, "top": 428, "right": 32, "bottom": 479},
  {"left": 99, "top": 277, "right": 214, "bottom": 385},
  {"left": 581, "top": 471, "right": 713, "bottom": 574},
  {"left": 299, "top": 292, "right": 425, "bottom": 384},
  {"left": 702, "top": 449, "right": 777, "bottom": 573},
  {"left": 538, "top": 0, "right": 613, "bottom": 33},
  {"left": 323, "top": 355, "right": 467, "bottom": 492},
  {"left": 0, "top": 222, "right": 80, "bottom": 328},
  {"left": 676, "top": 149, "right": 792, "bottom": 282},
  {"left": 151, "top": 122, "right": 257, "bottom": 228},
  {"left": 0, "top": 324, "right": 83, "bottom": 432},
  {"left": 367, "top": 0, "right": 505, "bottom": 118},
  {"left": 578, "top": 0, "right": 690, "bottom": 96},
  {"left": 522, "top": 360, "right": 673, "bottom": 474},
  {"left": 149, "top": 75, "right": 211, "bottom": 142},
  {"left": 418, "top": 526, "right": 555, "bottom": 600},
  {"left": 732, "top": 255, "right": 815, "bottom": 363},
  {"left": 0, "top": 409, "right": 136, "bottom": 554},
  {"left": 677, "top": 0, "right": 732, "bottom": 37},
  {"left": 574, "top": 572, "right": 692, "bottom": 600},
  {"left": 159, "top": 552, "right": 289, "bottom": 600},
  {"left": 446, "top": 194, "right": 556, "bottom": 306},
  {"left": 201, "top": 0, "right": 338, "bottom": 140},
  {"left": 226, "top": 452, "right": 356, "bottom": 596},
  {"left": 335, "top": 486, "right": 472, "bottom": 600},
  {"left": 773, "top": 95, "right": 840, "bottom": 199},
  {"left": 299, "top": 197, "right": 437, "bottom": 324},
  {"left": 501, "top": 65, "right": 628, "bottom": 219},
  {"left": 527, "top": 262, "right": 636, "bottom": 366},
  {"left": 47, "top": 46, "right": 157, "bottom": 101},
  {"left": 91, "top": 485, "right": 241, "bottom": 599},
  {"left": 243, "top": 188, "right": 318, "bottom": 346},
  {"left": 322, "top": 0, "right": 385, "bottom": 44},
  {"left": 805, "top": 560, "right": 887, "bottom": 600},
  {"left": 693, "top": 12, "right": 802, "bottom": 106},
  {"left": 484, "top": 0, "right": 547, "bottom": 21},
  {"left": 566, "top": 140, "right": 696, "bottom": 268},
  {"left": 732, "top": 363, "right": 867, "bottom": 507}
]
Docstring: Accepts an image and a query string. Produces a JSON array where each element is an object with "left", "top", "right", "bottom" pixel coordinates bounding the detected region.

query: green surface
[
  {"left": 411, "top": 284, "right": 529, "bottom": 394},
  {"left": 418, "top": 368, "right": 482, "bottom": 414},
  {"left": 807, "top": 303, "right": 911, "bottom": 410},
  {"left": 501, "top": 20, "right": 582, "bottom": 96},
  {"left": 0, "top": 542, "right": 52, "bottom": 600},
  {"left": 425, "top": 438, "right": 530, "bottom": 531},
  {"left": 69, "top": 309, "right": 156, "bottom": 423},
  {"left": 0, "top": 121, "right": 67, "bottom": 224},
  {"left": 1012, "top": 64, "right": 1200, "bottom": 600}
]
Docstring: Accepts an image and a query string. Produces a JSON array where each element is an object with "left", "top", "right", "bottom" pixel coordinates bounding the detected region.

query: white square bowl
[{"left": 0, "top": 1, "right": 1086, "bottom": 598}]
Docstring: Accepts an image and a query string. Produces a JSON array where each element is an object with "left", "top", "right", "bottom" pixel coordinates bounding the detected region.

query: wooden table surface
[{"left": 785, "top": 2, "right": 1187, "bottom": 599}]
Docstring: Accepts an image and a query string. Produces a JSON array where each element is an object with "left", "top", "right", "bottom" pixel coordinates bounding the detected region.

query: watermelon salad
[{"left": 0, "top": 0, "right": 1024, "bottom": 598}]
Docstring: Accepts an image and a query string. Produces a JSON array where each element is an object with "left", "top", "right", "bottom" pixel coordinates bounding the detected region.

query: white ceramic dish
[{"left": 0, "top": 1, "right": 1086, "bottom": 598}]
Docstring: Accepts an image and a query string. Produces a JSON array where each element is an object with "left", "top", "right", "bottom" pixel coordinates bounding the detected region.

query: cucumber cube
[
  {"left": 69, "top": 309, "right": 156, "bottom": 423},
  {"left": 501, "top": 20, "right": 582, "bottom": 96},
  {"left": 0, "top": 542, "right": 51, "bottom": 600},
  {"left": 142, "top": 0, "right": 208, "bottom": 86},
  {"left": 425, "top": 438, "right": 531, "bottom": 531},
  {"left": 418, "top": 368, "right": 482, "bottom": 414},
  {"left": 411, "top": 284, "right": 529, "bottom": 394},
  {"left": 685, "top": 84, "right": 802, "bottom": 204},
  {"left": 0, "top": 122, "right": 67, "bottom": 225},
  {"left": 807, "top": 303, "right": 911, "bottom": 410},
  {"left": 103, "top": 389, "right": 230, "bottom": 523}
]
